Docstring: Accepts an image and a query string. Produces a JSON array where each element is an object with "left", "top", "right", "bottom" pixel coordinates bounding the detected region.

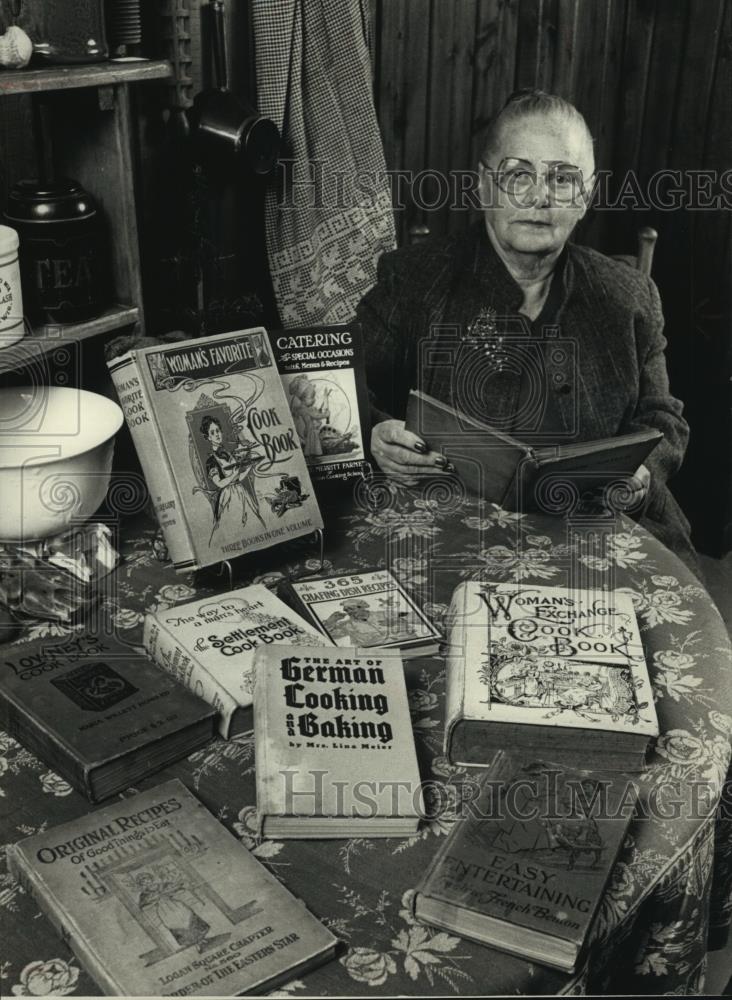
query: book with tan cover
[
  {"left": 254, "top": 644, "right": 423, "bottom": 838},
  {"left": 108, "top": 328, "right": 322, "bottom": 571},
  {"left": 7, "top": 779, "right": 337, "bottom": 995},
  {"left": 445, "top": 581, "right": 658, "bottom": 771}
]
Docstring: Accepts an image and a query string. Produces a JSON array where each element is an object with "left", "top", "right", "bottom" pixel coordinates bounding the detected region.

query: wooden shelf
[
  {"left": 0, "top": 58, "right": 166, "bottom": 373},
  {"left": 0, "top": 59, "right": 171, "bottom": 96},
  {"left": 0, "top": 305, "right": 138, "bottom": 375}
]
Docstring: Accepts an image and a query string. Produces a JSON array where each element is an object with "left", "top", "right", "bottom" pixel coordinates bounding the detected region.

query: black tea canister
[{"left": 4, "top": 178, "right": 110, "bottom": 325}]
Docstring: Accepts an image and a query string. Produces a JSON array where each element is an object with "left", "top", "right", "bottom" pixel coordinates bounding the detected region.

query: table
[{"left": 1, "top": 485, "right": 731, "bottom": 996}]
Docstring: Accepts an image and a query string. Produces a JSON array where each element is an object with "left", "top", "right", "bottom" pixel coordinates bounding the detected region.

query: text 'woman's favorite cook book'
[
  {"left": 269, "top": 324, "right": 370, "bottom": 485},
  {"left": 405, "top": 388, "right": 662, "bottom": 510},
  {"left": 144, "top": 583, "right": 331, "bottom": 738},
  {"left": 412, "top": 755, "right": 637, "bottom": 972},
  {"left": 254, "top": 644, "right": 423, "bottom": 838},
  {"left": 0, "top": 632, "right": 215, "bottom": 802},
  {"left": 7, "top": 779, "right": 337, "bottom": 996},
  {"left": 278, "top": 567, "right": 442, "bottom": 658},
  {"left": 108, "top": 327, "right": 322, "bottom": 571},
  {"left": 445, "top": 582, "right": 658, "bottom": 770}
]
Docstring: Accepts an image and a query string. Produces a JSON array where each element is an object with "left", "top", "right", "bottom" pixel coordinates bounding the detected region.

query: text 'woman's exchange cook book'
[
  {"left": 144, "top": 583, "right": 331, "bottom": 738},
  {"left": 108, "top": 327, "right": 323, "bottom": 571},
  {"left": 412, "top": 754, "right": 637, "bottom": 972},
  {"left": 7, "top": 779, "right": 338, "bottom": 996},
  {"left": 254, "top": 644, "right": 423, "bottom": 838},
  {"left": 445, "top": 581, "right": 658, "bottom": 770},
  {"left": 0, "top": 632, "right": 216, "bottom": 801}
]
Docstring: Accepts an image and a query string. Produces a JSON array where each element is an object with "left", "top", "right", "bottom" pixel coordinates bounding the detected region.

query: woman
[
  {"left": 357, "top": 90, "right": 696, "bottom": 570},
  {"left": 200, "top": 415, "right": 261, "bottom": 538}
]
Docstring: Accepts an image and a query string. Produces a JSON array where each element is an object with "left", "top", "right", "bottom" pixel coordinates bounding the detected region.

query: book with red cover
[{"left": 412, "top": 753, "right": 637, "bottom": 972}]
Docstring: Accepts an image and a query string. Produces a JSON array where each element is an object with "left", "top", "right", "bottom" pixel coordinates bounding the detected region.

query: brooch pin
[{"left": 466, "top": 307, "right": 506, "bottom": 371}]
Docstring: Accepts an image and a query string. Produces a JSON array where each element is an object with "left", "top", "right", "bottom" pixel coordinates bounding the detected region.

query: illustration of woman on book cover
[
  {"left": 199, "top": 414, "right": 264, "bottom": 541},
  {"left": 136, "top": 869, "right": 211, "bottom": 952}
]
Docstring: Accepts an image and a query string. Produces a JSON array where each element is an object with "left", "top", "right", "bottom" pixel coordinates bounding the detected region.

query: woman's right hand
[{"left": 370, "top": 419, "right": 450, "bottom": 486}]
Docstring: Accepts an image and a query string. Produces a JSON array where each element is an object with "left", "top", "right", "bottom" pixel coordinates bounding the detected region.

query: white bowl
[{"left": 0, "top": 385, "right": 124, "bottom": 542}]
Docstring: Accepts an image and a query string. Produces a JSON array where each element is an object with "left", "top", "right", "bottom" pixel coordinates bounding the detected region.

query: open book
[{"left": 404, "top": 389, "right": 662, "bottom": 511}]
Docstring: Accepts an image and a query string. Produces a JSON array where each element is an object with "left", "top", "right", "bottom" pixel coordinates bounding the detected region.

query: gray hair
[{"left": 481, "top": 89, "right": 595, "bottom": 164}]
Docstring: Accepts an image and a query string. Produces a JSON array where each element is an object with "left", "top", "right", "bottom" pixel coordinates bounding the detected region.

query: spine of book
[
  {"left": 0, "top": 688, "right": 92, "bottom": 798},
  {"left": 253, "top": 649, "right": 276, "bottom": 830},
  {"left": 443, "top": 582, "right": 471, "bottom": 758},
  {"left": 6, "top": 845, "right": 124, "bottom": 995},
  {"left": 276, "top": 579, "right": 327, "bottom": 638},
  {"left": 107, "top": 353, "right": 195, "bottom": 569},
  {"left": 143, "top": 613, "right": 240, "bottom": 739}
]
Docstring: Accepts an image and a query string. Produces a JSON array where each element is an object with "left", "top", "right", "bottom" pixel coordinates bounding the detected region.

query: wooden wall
[{"left": 369, "top": 0, "right": 732, "bottom": 555}]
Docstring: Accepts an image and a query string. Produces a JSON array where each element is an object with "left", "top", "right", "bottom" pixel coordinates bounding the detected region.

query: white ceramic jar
[{"left": 0, "top": 224, "right": 24, "bottom": 348}]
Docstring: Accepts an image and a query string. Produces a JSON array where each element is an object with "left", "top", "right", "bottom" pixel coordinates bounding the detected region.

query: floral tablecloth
[{"left": 1, "top": 484, "right": 731, "bottom": 997}]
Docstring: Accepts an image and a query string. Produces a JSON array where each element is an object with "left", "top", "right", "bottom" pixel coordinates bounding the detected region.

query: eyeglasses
[{"left": 480, "top": 157, "right": 590, "bottom": 204}]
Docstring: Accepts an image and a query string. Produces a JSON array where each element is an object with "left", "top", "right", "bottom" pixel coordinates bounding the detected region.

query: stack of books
[{"left": 408, "top": 579, "right": 653, "bottom": 972}]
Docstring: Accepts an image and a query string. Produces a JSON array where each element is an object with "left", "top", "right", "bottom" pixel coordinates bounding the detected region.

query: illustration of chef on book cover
[{"left": 283, "top": 369, "right": 364, "bottom": 466}]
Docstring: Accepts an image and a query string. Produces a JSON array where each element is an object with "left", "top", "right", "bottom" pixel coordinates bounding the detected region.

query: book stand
[{"left": 206, "top": 526, "right": 326, "bottom": 592}]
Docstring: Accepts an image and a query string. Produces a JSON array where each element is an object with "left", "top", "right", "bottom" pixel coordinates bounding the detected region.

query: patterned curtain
[{"left": 252, "top": 0, "right": 396, "bottom": 327}]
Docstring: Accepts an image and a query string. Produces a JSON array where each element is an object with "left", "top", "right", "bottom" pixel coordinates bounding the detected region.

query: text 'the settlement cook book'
[
  {"left": 269, "top": 324, "right": 371, "bottom": 485},
  {"left": 445, "top": 581, "right": 658, "bottom": 771},
  {"left": 278, "top": 567, "right": 442, "bottom": 658},
  {"left": 405, "top": 389, "right": 662, "bottom": 510},
  {"left": 254, "top": 644, "right": 423, "bottom": 838},
  {"left": 0, "top": 632, "right": 216, "bottom": 802},
  {"left": 412, "top": 755, "right": 637, "bottom": 972},
  {"left": 7, "top": 779, "right": 338, "bottom": 996},
  {"left": 108, "top": 327, "right": 323, "bottom": 571},
  {"left": 144, "top": 583, "right": 330, "bottom": 738}
]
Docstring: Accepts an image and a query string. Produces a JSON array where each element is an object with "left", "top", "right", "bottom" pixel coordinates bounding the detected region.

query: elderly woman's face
[{"left": 479, "top": 114, "right": 593, "bottom": 257}]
